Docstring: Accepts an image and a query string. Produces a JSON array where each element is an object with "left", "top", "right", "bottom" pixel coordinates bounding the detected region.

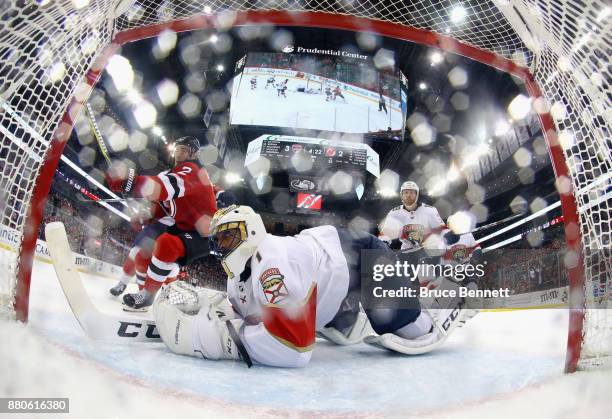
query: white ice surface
[{"left": 1, "top": 253, "right": 611, "bottom": 418}]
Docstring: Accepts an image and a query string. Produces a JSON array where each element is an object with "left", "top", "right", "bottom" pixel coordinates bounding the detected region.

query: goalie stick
[{"left": 45, "top": 221, "right": 161, "bottom": 343}]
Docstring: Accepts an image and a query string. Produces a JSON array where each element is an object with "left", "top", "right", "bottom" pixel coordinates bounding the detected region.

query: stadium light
[
  {"left": 478, "top": 124, "right": 487, "bottom": 141},
  {"left": 476, "top": 143, "right": 490, "bottom": 156},
  {"left": 494, "top": 119, "right": 511, "bottom": 136},
  {"left": 225, "top": 172, "right": 243, "bottom": 184},
  {"left": 151, "top": 126, "right": 163, "bottom": 136},
  {"left": 430, "top": 51, "right": 443, "bottom": 65},
  {"left": 216, "top": 64, "right": 224, "bottom": 72},
  {"left": 106, "top": 54, "right": 134, "bottom": 92},
  {"left": 378, "top": 188, "right": 397, "bottom": 198},
  {"left": 450, "top": 5, "right": 468, "bottom": 24},
  {"left": 418, "top": 82, "right": 427, "bottom": 90},
  {"left": 447, "top": 163, "right": 460, "bottom": 182}
]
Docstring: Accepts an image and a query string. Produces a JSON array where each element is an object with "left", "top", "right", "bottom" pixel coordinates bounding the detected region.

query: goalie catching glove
[{"left": 153, "top": 282, "right": 252, "bottom": 367}]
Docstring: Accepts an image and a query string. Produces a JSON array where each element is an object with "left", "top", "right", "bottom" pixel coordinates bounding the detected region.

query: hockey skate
[
  {"left": 123, "top": 291, "right": 153, "bottom": 312},
  {"left": 109, "top": 281, "right": 127, "bottom": 297},
  {"left": 317, "top": 310, "right": 374, "bottom": 346}
]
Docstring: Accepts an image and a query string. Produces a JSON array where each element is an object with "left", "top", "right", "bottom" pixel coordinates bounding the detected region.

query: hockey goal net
[{"left": 0, "top": 1, "right": 609, "bottom": 373}]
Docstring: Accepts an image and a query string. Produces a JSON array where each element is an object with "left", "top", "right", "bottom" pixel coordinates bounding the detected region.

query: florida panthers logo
[
  {"left": 401, "top": 224, "right": 424, "bottom": 243},
  {"left": 259, "top": 268, "right": 289, "bottom": 304},
  {"left": 449, "top": 245, "right": 468, "bottom": 263}
]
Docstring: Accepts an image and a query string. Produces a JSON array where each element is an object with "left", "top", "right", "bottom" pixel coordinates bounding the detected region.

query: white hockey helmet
[
  {"left": 400, "top": 181, "right": 419, "bottom": 196},
  {"left": 210, "top": 205, "right": 266, "bottom": 279},
  {"left": 400, "top": 181, "right": 419, "bottom": 209}
]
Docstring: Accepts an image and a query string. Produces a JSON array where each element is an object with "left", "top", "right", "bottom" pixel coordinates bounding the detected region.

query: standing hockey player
[
  {"left": 106, "top": 136, "right": 217, "bottom": 310},
  {"left": 250, "top": 76, "right": 257, "bottom": 90},
  {"left": 324, "top": 86, "right": 333, "bottom": 102},
  {"left": 152, "top": 205, "right": 471, "bottom": 367},
  {"left": 379, "top": 181, "right": 445, "bottom": 251},
  {"left": 333, "top": 86, "right": 346, "bottom": 102},
  {"left": 265, "top": 76, "right": 275, "bottom": 89},
  {"left": 108, "top": 210, "right": 174, "bottom": 297},
  {"left": 277, "top": 78, "right": 288, "bottom": 98},
  {"left": 378, "top": 92, "right": 388, "bottom": 114}
]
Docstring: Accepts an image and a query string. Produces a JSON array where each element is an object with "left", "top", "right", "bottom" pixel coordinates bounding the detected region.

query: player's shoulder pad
[
  {"left": 420, "top": 203, "right": 440, "bottom": 213},
  {"left": 390, "top": 205, "right": 402, "bottom": 211},
  {"left": 173, "top": 160, "right": 202, "bottom": 173}
]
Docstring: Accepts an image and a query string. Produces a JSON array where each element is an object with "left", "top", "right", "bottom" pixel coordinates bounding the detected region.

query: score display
[
  {"left": 245, "top": 135, "right": 380, "bottom": 177},
  {"left": 261, "top": 137, "right": 367, "bottom": 170}
]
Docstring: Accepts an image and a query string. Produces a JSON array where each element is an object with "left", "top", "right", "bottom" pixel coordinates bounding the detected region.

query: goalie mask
[
  {"left": 400, "top": 181, "right": 419, "bottom": 210},
  {"left": 210, "top": 205, "right": 266, "bottom": 279}
]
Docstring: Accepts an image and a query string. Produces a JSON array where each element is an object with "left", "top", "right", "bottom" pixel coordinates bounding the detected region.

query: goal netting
[{"left": 0, "top": 0, "right": 609, "bottom": 372}]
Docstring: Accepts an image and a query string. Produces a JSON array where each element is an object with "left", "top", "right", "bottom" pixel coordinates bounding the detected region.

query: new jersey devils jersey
[
  {"left": 380, "top": 204, "right": 445, "bottom": 250},
  {"left": 226, "top": 226, "right": 350, "bottom": 367},
  {"left": 133, "top": 160, "right": 217, "bottom": 234}
]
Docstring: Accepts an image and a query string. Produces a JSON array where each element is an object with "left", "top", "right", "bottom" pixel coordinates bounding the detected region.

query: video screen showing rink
[{"left": 229, "top": 51, "right": 406, "bottom": 134}]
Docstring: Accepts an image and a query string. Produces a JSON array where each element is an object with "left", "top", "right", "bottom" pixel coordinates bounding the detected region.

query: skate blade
[{"left": 122, "top": 304, "right": 149, "bottom": 313}]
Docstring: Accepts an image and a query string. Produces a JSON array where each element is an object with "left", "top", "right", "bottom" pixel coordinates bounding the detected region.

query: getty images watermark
[{"left": 360, "top": 249, "right": 512, "bottom": 310}]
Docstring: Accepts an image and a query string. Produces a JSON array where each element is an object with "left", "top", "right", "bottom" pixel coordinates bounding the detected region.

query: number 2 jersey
[
  {"left": 226, "top": 226, "right": 350, "bottom": 367},
  {"left": 379, "top": 204, "right": 445, "bottom": 250},
  {"left": 130, "top": 160, "right": 217, "bottom": 234}
]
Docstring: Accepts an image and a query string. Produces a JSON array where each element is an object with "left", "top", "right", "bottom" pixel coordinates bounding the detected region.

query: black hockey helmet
[{"left": 174, "top": 136, "right": 200, "bottom": 154}]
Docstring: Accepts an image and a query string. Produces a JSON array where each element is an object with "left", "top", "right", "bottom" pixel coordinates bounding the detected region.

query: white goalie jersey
[
  {"left": 226, "top": 226, "right": 350, "bottom": 367},
  {"left": 379, "top": 204, "right": 445, "bottom": 250}
]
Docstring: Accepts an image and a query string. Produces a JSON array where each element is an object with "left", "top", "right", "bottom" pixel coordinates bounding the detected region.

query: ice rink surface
[
  {"left": 2, "top": 253, "right": 611, "bottom": 418},
  {"left": 230, "top": 75, "right": 403, "bottom": 133}
]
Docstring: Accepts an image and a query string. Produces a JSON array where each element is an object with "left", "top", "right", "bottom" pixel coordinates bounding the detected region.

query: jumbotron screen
[{"left": 230, "top": 50, "right": 407, "bottom": 139}]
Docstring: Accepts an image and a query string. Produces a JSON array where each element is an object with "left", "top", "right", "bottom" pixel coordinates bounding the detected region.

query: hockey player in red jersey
[
  {"left": 152, "top": 205, "right": 472, "bottom": 367},
  {"left": 106, "top": 136, "right": 217, "bottom": 310},
  {"left": 108, "top": 206, "right": 174, "bottom": 297},
  {"left": 333, "top": 85, "right": 346, "bottom": 102}
]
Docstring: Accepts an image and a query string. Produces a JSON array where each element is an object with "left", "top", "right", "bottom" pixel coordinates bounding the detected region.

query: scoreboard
[
  {"left": 260, "top": 137, "right": 368, "bottom": 170},
  {"left": 245, "top": 135, "right": 379, "bottom": 177}
]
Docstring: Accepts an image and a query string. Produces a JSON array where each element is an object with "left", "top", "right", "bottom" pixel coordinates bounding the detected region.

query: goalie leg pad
[{"left": 364, "top": 278, "right": 470, "bottom": 355}]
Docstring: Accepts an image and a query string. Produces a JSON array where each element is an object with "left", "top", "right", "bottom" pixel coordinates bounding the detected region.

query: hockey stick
[
  {"left": 76, "top": 195, "right": 149, "bottom": 204},
  {"left": 85, "top": 102, "right": 174, "bottom": 220},
  {"left": 45, "top": 221, "right": 161, "bottom": 342},
  {"left": 85, "top": 102, "right": 113, "bottom": 167},
  {"left": 466, "top": 212, "right": 525, "bottom": 235}
]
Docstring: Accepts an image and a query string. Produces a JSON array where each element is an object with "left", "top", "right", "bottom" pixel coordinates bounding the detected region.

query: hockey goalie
[{"left": 153, "top": 205, "right": 472, "bottom": 367}]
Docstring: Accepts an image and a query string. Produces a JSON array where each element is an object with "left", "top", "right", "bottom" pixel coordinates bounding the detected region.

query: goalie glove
[{"left": 191, "top": 304, "right": 252, "bottom": 366}]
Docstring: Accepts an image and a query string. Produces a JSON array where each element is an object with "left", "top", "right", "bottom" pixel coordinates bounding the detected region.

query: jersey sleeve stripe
[
  {"left": 167, "top": 173, "right": 186, "bottom": 198},
  {"left": 157, "top": 173, "right": 176, "bottom": 199},
  {"left": 262, "top": 283, "right": 317, "bottom": 351}
]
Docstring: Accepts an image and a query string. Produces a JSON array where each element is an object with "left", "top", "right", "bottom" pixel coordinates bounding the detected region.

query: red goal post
[{"left": 0, "top": 2, "right": 609, "bottom": 374}]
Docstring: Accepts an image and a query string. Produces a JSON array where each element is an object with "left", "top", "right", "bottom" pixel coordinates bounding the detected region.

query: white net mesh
[{"left": 0, "top": 0, "right": 609, "bottom": 368}]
